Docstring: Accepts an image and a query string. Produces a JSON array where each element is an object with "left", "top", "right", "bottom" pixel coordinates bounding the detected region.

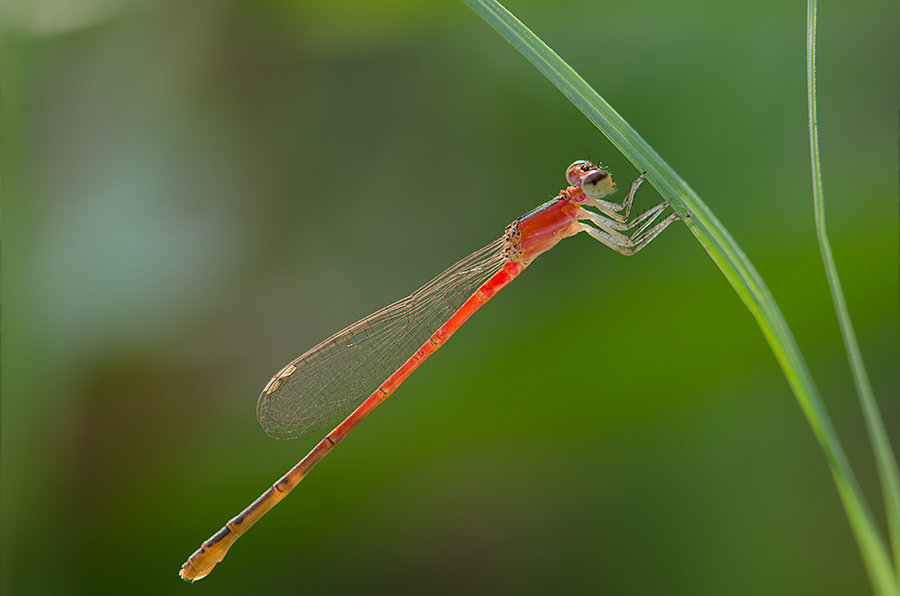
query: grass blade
[
  {"left": 806, "top": 0, "right": 900, "bottom": 578},
  {"left": 463, "top": 0, "right": 899, "bottom": 592}
]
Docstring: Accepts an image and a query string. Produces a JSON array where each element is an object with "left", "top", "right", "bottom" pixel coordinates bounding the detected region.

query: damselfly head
[
  {"left": 566, "top": 160, "right": 616, "bottom": 202},
  {"left": 565, "top": 160, "right": 617, "bottom": 200},
  {"left": 565, "top": 160, "right": 597, "bottom": 186}
]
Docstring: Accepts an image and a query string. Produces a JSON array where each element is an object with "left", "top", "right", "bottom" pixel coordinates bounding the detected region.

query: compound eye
[
  {"left": 581, "top": 169, "right": 615, "bottom": 200},
  {"left": 565, "top": 160, "right": 595, "bottom": 186}
]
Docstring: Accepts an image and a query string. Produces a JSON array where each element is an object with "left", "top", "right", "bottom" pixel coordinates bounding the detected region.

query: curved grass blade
[
  {"left": 463, "top": 0, "right": 898, "bottom": 593},
  {"left": 806, "top": 0, "right": 900, "bottom": 578}
]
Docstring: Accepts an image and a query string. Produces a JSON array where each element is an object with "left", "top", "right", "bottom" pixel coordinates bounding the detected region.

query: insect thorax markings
[{"left": 502, "top": 220, "right": 523, "bottom": 262}]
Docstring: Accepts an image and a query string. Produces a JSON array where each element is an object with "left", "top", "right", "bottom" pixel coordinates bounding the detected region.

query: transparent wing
[{"left": 257, "top": 237, "right": 507, "bottom": 439}]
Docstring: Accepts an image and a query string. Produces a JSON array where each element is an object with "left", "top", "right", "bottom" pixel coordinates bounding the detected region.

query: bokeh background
[{"left": 2, "top": 0, "right": 897, "bottom": 594}]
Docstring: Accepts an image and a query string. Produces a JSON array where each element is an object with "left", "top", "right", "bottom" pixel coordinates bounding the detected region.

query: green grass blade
[
  {"left": 462, "top": 0, "right": 899, "bottom": 593},
  {"left": 807, "top": 0, "right": 900, "bottom": 578}
]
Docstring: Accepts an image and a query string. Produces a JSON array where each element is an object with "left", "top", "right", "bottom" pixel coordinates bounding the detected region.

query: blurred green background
[{"left": 2, "top": 0, "right": 897, "bottom": 594}]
